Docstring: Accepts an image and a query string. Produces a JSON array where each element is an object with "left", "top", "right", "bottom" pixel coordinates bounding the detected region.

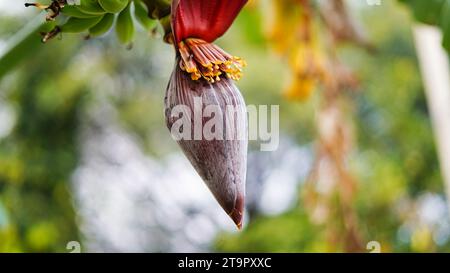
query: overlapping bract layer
[{"left": 171, "top": 0, "right": 248, "bottom": 44}]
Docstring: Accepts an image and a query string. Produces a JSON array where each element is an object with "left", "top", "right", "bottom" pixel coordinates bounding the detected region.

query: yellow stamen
[{"left": 178, "top": 38, "right": 246, "bottom": 83}]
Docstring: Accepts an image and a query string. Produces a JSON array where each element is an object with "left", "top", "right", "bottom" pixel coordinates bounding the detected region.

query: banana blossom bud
[{"left": 165, "top": 0, "right": 248, "bottom": 228}]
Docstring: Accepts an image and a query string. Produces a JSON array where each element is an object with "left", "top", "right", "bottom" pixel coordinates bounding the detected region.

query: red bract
[{"left": 171, "top": 0, "right": 248, "bottom": 44}]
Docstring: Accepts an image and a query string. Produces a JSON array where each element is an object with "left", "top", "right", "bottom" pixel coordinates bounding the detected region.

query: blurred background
[{"left": 1, "top": 0, "right": 450, "bottom": 252}]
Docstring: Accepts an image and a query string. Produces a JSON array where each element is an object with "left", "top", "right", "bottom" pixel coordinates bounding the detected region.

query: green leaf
[{"left": 0, "top": 15, "right": 54, "bottom": 81}]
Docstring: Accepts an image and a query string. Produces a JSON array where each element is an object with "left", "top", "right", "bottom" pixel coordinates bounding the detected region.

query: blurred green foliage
[
  {"left": 215, "top": 1, "right": 447, "bottom": 253},
  {"left": 0, "top": 15, "right": 86, "bottom": 251}
]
